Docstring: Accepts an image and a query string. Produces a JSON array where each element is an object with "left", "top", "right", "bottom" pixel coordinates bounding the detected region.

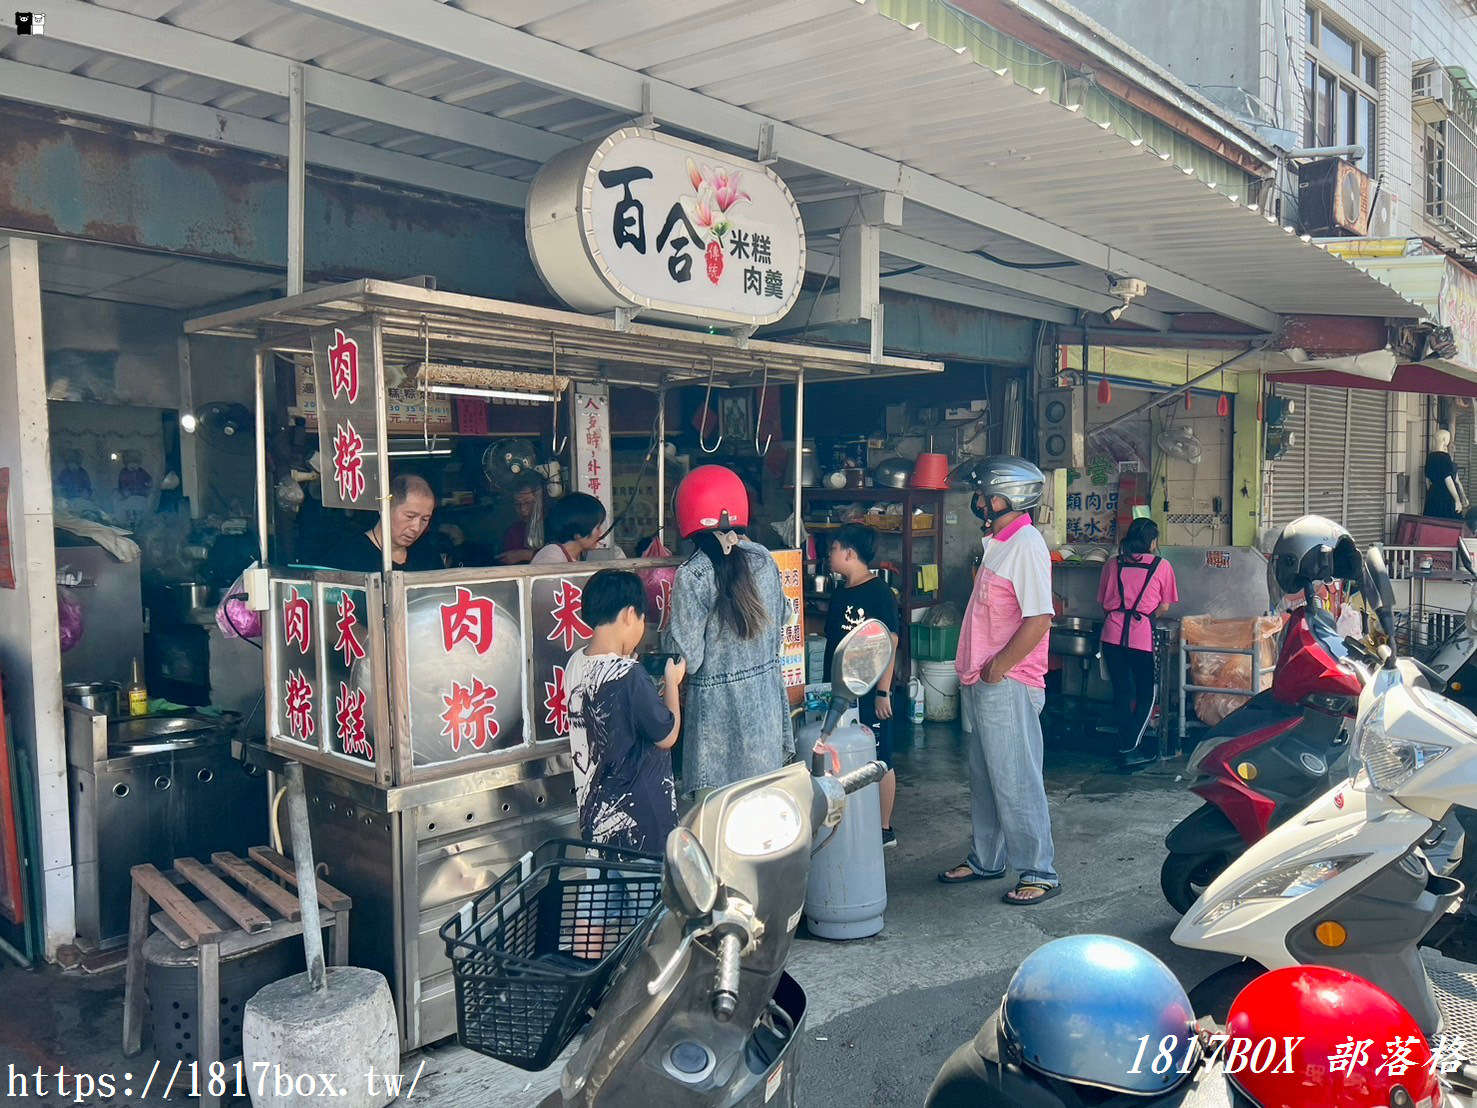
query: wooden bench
[{"left": 122, "top": 848, "right": 352, "bottom": 1108}]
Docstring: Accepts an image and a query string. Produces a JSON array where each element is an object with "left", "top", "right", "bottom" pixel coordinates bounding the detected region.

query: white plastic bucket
[{"left": 920, "top": 660, "right": 960, "bottom": 722}]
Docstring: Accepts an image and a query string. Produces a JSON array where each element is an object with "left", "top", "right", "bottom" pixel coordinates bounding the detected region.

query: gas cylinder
[{"left": 801, "top": 711, "right": 887, "bottom": 940}]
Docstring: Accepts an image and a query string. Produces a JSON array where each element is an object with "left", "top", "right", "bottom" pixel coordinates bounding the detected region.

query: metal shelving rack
[{"left": 802, "top": 487, "right": 946, "bottom": 677}]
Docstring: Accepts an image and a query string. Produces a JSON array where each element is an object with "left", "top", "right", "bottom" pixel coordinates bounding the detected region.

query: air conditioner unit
[
  {"left": 1415, "top": 66, "right": 1454, "bottom": 125},
  {"left": 1297, "top": 158, "right": 1373, "bottom": 236},
  {"left": 1368, "top": 190, "right": 1402, "bottom": 236}
]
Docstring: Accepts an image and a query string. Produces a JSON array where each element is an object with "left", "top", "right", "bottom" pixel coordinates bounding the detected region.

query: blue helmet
[{"left": 1001, "top": 935, "right": 1199, "bottom": 1096}]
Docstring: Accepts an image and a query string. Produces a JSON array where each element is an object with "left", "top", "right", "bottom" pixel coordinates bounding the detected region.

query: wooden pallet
[{"left": 122, "top": 848, "right": 352, "bottom": 1108}]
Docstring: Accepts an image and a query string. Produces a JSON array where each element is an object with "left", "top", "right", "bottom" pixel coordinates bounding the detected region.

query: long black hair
[
  {"left": 691, "top": 529, "right": 769, "bottom": 640},
  {"left": 1118, "top": 517, "right": 1159, "bottom": 564}
]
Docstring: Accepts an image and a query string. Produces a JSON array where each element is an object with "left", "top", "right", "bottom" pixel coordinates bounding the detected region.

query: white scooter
[{"left": 1173, "top": 545, "right": 1477, "bottom": 1087}]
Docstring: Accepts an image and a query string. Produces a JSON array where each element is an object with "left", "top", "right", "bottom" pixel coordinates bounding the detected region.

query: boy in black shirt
[
  {"left": 567, "top": 569, "right": 685, "bottom": 854},
  {"left": 824, "top": 523, "right": 900, "bottom": 846}
]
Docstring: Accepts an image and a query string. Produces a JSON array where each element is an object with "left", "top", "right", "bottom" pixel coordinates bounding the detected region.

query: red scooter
[{"left": 1159, "top": 601, "right": 1361, "bottom": 913}]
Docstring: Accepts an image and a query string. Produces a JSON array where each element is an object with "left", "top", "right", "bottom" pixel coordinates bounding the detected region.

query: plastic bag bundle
[{"left": 1181, "top": 614, "right": 1284, "bottom": 726}]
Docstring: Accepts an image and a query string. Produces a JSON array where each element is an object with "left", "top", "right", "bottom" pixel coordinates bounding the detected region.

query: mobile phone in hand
[{"left": 640, "top": 652, "right": 679, "bottom": 681}]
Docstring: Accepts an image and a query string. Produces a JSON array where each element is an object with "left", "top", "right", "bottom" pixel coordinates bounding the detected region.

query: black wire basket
[{"left": 440, "top": 838, "right": 664, "bottom": 1071}]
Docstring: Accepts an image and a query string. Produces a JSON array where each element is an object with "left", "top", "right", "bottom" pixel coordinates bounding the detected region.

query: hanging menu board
[{"left": 310, "top": 321, "right": 384, "bottom": 512}]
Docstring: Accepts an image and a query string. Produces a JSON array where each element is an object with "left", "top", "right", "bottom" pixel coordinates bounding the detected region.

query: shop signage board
[
  {"left": 310, "top": 320, "right": 386, "bottom": 511},
  {"left": 270, "top": 578, "right": 320, "bottom": 750},
  {"left": 403, "top": 580, "right": 526, "bottom": 768},
  {"left": 530, "top": 572, "right": 595, "bottom": 745},
  {"left": 1440, "top": 258, "right": 1477, "bottom": 372},
  {"left": 296, "top": 361, "right": 454, "bottom": 434},
  {"left": 570, "top": 384, "right": 613, "bottom": 541},
  {"left": 527, "top": 128, "right": 806, "bottom": 327},
  {"left": 322, "top": 585, "right": 375, "bottom": 767},
  {"left": 774, "top": 549, "right": 805, "bottom": 696}
]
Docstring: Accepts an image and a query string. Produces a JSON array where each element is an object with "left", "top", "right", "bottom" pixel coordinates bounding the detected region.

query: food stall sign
[
  {"left": 526, "top": 128, "right": 806, "bottom": 327},
  {"left": 321, "top": 584, "right": 376, "bottom": 767},
  {"left": 296, "top": 362, "right": 453, "bottom": 434},
  {"left": 530, "top": 572, "right": 595, "bottom": 745},
  {"left": 774, "top": 550, "right": 805, "bottom": 692},
  {"left": 270, "top": 578, "right": 321, "bottom": 751},
  {"left": 570, "top": 384, "right": 613, "bottom": 540},
  {"left": 311, "top": 320, "right": 385, "bottom": 511},
  {"left": 403, "top": 580, "right": 526, "bottom": 769}
]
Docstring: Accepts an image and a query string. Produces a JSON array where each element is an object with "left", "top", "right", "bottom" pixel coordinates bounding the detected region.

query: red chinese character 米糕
[
  {"left": 543, "top": 664, "right": 569, "bottom": 736},
  {"left": 334, "top": 592, "right": 365, "bottom": 667},
  {"left": 547, "top": 579, "right": 593, "bottom": 652},
  {"left": 328, "top": 328, "right": 360, "bottom": 404},
  {"left": 440, "top": 677, "right": 499, "bottom": 753},
  {"left": 335, "top": 681, "right": 372, "bottom": 759},
  {"left": 440, "top": 585, "right": 495, "bottom": 656},
  {"left": 284, "top": 669, "right": 316, "bottom": 741},
  {"left": 284, "top": 587, "right": 311, "bottom": 653},
  {"left": 332, "top": 420, "right": 367, "bottom": 503}
]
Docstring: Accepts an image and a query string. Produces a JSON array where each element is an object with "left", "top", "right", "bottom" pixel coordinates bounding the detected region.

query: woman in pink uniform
[{"left": 1097, "top": 518, "right": 1178, "bottom": 768}]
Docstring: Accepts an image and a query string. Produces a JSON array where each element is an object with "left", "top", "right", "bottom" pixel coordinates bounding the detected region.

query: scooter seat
[{"left": 1201, "top": 691, "right": 1295, "bottom": 742}]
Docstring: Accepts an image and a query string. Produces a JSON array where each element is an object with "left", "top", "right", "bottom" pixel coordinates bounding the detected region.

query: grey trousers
[{"left": 961, "top": 678, "right": 1059, "bottom": 885}]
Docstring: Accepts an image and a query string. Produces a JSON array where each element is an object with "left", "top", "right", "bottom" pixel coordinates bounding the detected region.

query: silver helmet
[{"left": 949, "top": 455, "right": 1045, "bottom": 512}]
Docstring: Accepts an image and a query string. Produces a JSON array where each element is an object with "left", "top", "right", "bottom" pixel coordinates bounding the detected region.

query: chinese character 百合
[
  {"left": 598, "top": 166, "right": 654, "bottom": 254},
  {"left": 657, "top": 201, "right": 700, "bottom": 283}
]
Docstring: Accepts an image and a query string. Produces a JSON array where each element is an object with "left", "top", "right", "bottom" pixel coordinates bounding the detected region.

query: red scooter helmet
[
  {"left": 675, "top": 465, "right": 749, "bottom": 539},
  {"left": 1225, "top": 966, "right": 1440, "bottom": 1107}
]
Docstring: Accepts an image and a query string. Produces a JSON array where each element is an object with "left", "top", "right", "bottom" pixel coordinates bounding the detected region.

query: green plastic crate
[{"left": 910, "top": 623, "right": 960, "bottom": 661}]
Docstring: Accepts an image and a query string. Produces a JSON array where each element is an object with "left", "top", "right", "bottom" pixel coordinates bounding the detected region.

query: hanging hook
[
  {"left": 753, "top": 360, "right": 773, "bottom": 457},
  {"left": 699, "top": 355, "right": 723, "bottom": 454},
  {"left": 550, "top": 338, "right": 568, "bottom": 454},
  {"left": 420, "top": 314, "right": 432, "bottom": 451}
]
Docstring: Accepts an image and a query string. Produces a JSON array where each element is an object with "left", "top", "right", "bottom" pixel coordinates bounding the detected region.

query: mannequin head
[{"left": 1437, "top": 428, "right": 1454, "bottom": 452}]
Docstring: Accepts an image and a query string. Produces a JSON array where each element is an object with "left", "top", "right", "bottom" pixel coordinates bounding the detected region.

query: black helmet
[
  {"left": 1268, "top": 515, "right": 1360, "bottom": 599},
  {"left": 949, "top": 456, "right": 1045, "bottom": 512}
]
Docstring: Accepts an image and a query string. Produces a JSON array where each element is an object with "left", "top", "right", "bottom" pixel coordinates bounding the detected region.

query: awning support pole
[
  {"left": 657, "top": 380, "right": 666, "bottom": 545},
  {"left": 287, "top": 64, "right": 306, "bottom": 297},
  {"left": 1088, "top": 347, "right": 1263, "bottom": 440},
  {"left": 794, "top": 367, "right": 805, "bottom": 549},
  {"left": 373, "top": 317, "right": 392, "bottom": 575},
  {"left": 254, "top": 347, "right": 269, "bottom": 564}
]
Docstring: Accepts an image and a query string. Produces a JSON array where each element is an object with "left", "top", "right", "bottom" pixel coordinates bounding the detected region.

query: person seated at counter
[
  {"left": 497, "top": 476, "right": 546, "bottom": 565},
  {"left": 326, "top": 474, "right": 444, "bottom": 573},
  {"left": 532, "top": 492, "right": 607, "bottom": 565}
]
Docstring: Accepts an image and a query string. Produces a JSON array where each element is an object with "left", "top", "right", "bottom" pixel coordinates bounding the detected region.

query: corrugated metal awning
[{"left": 0, "top": 0, "right": 1426, "bottom": 329}]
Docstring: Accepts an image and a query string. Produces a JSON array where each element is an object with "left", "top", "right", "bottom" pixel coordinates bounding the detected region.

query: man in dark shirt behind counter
[{"left": 323, "top": 473, "right": 445, "bottom": 573}]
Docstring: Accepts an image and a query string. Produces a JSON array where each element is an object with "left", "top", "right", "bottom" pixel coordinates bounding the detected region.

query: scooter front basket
[{"left": 440, "top": 838, "right": 664, "bottom": 1071}]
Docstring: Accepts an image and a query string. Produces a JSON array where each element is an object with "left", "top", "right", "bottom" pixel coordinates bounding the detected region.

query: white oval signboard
[{"left": 526, "top": 128, "right": 806, "bottom": 328}]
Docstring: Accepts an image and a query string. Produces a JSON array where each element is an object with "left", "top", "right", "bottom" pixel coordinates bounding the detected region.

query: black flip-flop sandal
[
  {"left": 938, "top": 866, "right": 1006, "bottom": 884},
  {"left": 1003, "top": 880, "right": 1063, "bottom": 905}
]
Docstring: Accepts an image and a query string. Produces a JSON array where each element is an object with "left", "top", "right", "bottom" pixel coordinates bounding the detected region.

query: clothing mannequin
[{"left": 1425, "top": 428, "right": 1469, "bottom": 520}]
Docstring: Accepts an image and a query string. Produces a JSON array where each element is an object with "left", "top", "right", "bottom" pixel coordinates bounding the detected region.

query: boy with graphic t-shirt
[
  {"left": 566, "top": 570, "right": 685, "bottom": 854},
  {"left": 823, "top": 523, "right": 900, "bottom": 846}
]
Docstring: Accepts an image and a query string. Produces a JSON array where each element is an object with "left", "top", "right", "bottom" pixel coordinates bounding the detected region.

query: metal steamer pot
[
  {"left": 65, "top": 681, "right": 121, "bottom": 718},
  {"left": 1049, "top": 616, "right": 1100, "bottom": 657}
]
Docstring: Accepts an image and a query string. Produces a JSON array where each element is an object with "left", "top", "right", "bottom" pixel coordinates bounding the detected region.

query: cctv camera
[{"left": 1103, "top": 304, "right": 1128, "bottom": 323}]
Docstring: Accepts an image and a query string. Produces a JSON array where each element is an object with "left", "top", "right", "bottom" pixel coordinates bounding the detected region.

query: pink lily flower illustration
[
  {"left": 685, "top": 159, "right": 751, "bottom": 214},
  {"left": 682, "top": 189, "right": 729, "bottom": 241}
]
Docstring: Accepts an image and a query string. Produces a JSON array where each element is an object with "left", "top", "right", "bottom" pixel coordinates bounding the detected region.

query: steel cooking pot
[
  {"left": 872, "top": 457, "right": 913, "bottom": 489},
  {"left": 1054, "top": 616, "right": 1098, "bottom": 634},
  {"left": 65, "top": 681, "right": 121, "bottom": 717},
  {"left": 1049, "top": 630, "right": 1098, "bottom": 657}
]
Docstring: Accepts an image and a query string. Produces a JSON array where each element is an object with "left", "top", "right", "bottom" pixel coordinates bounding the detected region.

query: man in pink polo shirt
[{"left": 938, "top": 456, "right": 1060, "bottom": 905}]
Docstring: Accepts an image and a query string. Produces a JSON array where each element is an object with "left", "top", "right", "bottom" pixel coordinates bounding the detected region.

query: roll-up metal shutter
[{"left": 1265, "top": 384, "right": 1388, "bottom": 546}]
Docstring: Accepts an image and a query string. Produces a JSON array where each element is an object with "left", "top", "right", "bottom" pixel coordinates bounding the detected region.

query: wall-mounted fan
[
  {"left": 481, "top": 438, "right": 539, "bottom": 491},
  {"left": 190, "top": 402, "right": 253, "bottom": 456},
  {"left": 1156, "top": 425, "right": 1203, "bottom": 465}
]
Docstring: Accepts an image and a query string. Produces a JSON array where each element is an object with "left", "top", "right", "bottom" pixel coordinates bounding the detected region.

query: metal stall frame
[{"left": 189, "top": 280, "right": 942, "bottom": 1047}]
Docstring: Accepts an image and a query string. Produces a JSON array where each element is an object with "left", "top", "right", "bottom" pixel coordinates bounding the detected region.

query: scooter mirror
[
  {"left": 1363, "top": 545, "right": 1398, "bottom": 645},
  {"left": 1460, "top": 538, "right": 1477, "bottom": 581},
  {"left": 831, "top": 617, "right": 892, "bottom": 701},
  {"left": 662, "top": 826, "right": 719, "bottom": 920}
]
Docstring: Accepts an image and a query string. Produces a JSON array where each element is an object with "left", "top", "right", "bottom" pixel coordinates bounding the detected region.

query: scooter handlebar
[
  {"left": 711, "top": 931, "right": 743, "bottom": 1022},
  {"left": 838, "top": 760, "right": 888, "bottom": 795}
]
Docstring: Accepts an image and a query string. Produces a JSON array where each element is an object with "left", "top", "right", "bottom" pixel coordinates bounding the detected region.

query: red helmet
[
  {"left": 675, "top": 465, "right": 749, "bottom": 539},
  {"left": 1226, "top": 966, "right": 1440, "bottom": 1107}
]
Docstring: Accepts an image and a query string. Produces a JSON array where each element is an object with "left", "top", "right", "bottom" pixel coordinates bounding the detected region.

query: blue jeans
[{"left": 961, "top": 679, "right": 1058, "bottom": 885}]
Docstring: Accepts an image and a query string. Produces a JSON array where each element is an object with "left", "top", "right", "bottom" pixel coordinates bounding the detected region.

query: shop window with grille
[
  {"left": 1265, "top": 384, "right": 1389, "bottom": 546},
  {"left": 1425, "top": 106, "right": 1477, "bottom": 245}
]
